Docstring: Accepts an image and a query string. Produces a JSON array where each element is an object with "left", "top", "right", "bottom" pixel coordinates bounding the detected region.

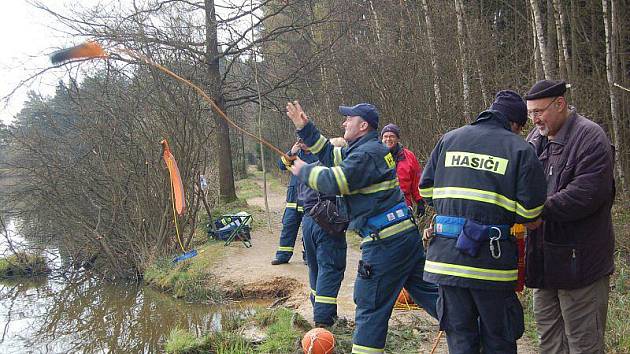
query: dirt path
[
  {"left": 213, "top": 173, "right": 536, "bottom": 353},
  {"left": 213, "top": 177, "right": 362, "bottom": 325}
]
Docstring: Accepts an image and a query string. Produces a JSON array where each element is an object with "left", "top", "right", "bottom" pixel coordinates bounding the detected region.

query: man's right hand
[
  {"left": 525, "top": 218, "right": 543, "bottom": 230},
  {"left": 290, "top": 142, "right": 301, "bottom": 154},
  {"left": 422, "top": 227, "right": 434, "bottom": 250},
  {"left": 290, "top": 157, "right": 305, "bottom": 176},
  {"left": 286, "top": 100, "right": 309, "bottom": 129}
]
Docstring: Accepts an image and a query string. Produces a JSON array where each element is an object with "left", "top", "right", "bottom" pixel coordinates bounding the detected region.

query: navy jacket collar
[
  {"left": 348, "top": 130, "right": 379, "bottom": 152},
  {"left": 471, "top": 110, "right": 512, "bottom": 131}
]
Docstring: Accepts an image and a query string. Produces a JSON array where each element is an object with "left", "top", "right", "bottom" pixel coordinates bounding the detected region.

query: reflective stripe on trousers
[{"left": 424, "top": 260, "right": 517, "bottom": 282}]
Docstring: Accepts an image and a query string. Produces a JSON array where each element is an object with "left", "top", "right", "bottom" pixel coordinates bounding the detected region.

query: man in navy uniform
[
  {"left": 285, "top": 100, "right": 437, "bottom": 354},
  {"left": 420, "top": 91, "right": 547, "bottom": 353},
  {"left": 271, "top": 139, "right": 317, "bottom": 265}
]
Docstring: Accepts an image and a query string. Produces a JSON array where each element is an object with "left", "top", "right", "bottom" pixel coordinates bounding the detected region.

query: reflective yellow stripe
[
  {"left": 516, "top": 202, "right": 543, "bottom": 219},
  {"left": 277, "top": 246, "right": 294, "bottom": 252},
  {"left": 331, "top": 166, "right": 350, "bottom": 194},
  {"left": 424, "top": 260, "right": 517, "bottom": 282},
  {"left": 352, "top": 344, "right": 384, "bottom": 354},
  {"left": 333, "top": 146, "right": 343, "bottom": 166},
  {"left": 432, "top": 187, "right": 543, "bottom": 219},
  {"left": 315, "top": 295, "right": 337, "bottom": 304},
  {"left": 419, "top": 186, "right": 433, "bottom": 198},
  {"left": 349, "top": 178, "right": 399, "bottom": 195},
  {"left": 311, "top": 288, "right": 316, "bottom": 296},
  {"left": 285, "top": 202, "right": 297, "bottom": 209},
  {"left": 310, "top": 134, "right": 327, "bottom": 154},
  {"left": 308, "top": 166, "right": 326, "bottom": 191},
  {"left": 361, "top": 219, "right": 416, "bottom": 244},
  {"left": 297, "top": 206, "right": 304, "bottom": 212}
]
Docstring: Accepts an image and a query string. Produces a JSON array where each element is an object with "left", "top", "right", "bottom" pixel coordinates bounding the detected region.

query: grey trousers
[{"left": 533, "top": 275, "right": 610, "bottom": 354}]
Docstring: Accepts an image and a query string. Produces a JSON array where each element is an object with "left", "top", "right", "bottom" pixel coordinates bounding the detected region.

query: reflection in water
[{"left": 0, "top": 277, "right": 223, "bottom": 353}]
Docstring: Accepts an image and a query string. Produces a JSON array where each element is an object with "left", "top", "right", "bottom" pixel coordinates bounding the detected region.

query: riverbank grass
[
  {"left": 164, "top": 328, "right": 213, "bottom": 354},
  {"left": 0, "top": 252, "right": 49, "bottom": 278},
  {"left": 144, "top": 245, "right": 225, "bottom": 303},
  {"left": 253, "top": 307, "right": 308, "bottom": 353},
  {"left": 164, "top": 307, "right": 305, "bottom": 354},
  {"left": 145, "top": 177, "right": 268, "bottom": 302}
]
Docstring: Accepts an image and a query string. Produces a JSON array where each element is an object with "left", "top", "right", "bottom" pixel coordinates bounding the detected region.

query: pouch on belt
[{"left": 456, "top": 219, "right": 491, "bottom": 257}]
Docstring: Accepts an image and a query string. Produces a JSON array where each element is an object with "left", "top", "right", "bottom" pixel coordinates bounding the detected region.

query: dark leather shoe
[{"left": 271, "top": 259, "right": 288, "bottom": 265}]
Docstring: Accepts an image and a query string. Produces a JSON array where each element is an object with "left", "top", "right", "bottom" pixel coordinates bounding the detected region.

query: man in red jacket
[{"left": 381, "top": 124, "right": 425, "bottom": 217}]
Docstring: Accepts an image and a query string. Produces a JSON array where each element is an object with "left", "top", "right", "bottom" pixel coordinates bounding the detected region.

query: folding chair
[{"left": 208, "top": 212, "right": 253, "bottom": 248}]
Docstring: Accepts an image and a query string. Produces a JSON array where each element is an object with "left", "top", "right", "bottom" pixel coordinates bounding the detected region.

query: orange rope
[
  {"left": 117, "top": 48, "right": 292, "bottom": 161},
  {"left": 429, "top": 330, "right": 444, "bottom": 354}
]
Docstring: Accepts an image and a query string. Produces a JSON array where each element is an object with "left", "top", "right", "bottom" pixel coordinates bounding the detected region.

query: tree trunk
[
  {"left": 463, "top": 13, "right": 489, "bottom": 107},
  {"left": 368, "top": 0, "right": 383, "bottom": 43},
  {"left": 553, "top": 0, "right": 571, "bottom": 80},
  {"left": 602, "top": 0, "right": 627, "bottom": 193},
  {"left": 528, "top": 3, "right": 543, "bottom": 81},
  {"left": 251, "top": 0, "right": 272, "bottom": 232},
  {"left": 546, "top": 0, "right": 558, "bottom": 76},
  {"left": 529, "top": 0, "right": 552, "bottom": 79},
  {"left": 421, "top": 0, "right": 442, "bottom": 116},
  {"left": 240, "top": 131, "right": 246, "bottom": 176},
  {"left": 570, "top": 0, "right": 579, "bottom": 81},
  {"left": 454, "top": 0, "right": 471, "bottom": 122},
  {"left": 205, "top": 0, "right": 236, "bottom": 202},
  {"left": 569, "top": 0, "right": 581, "bottom": 101}
]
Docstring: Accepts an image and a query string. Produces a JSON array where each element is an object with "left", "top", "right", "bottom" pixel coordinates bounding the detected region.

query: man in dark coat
[{"left": 525, "top": 79, "right": 616, "bottom": 354}]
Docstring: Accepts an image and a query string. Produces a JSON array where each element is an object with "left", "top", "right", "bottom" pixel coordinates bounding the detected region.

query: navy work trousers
[
  {"left": 352, "top": 228, "right": 438, "bottom": 353},
  {"left": 274, "top": 206, "right": 303, "bottom": 262},
  {"left": 302, "top": 215, "right": 347, "bottom": 325},
  {"left": 438, "top": 285, "right": 524, "bottom": 354}
]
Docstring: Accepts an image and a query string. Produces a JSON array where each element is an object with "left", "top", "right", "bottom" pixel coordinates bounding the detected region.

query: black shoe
[{"left": 271, "top": 259, "right": 288, "bottom": 265}]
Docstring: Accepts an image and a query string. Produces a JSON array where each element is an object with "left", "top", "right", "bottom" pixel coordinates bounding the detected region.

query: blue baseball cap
[{"left": 338, "top": 103, "right": 379, "bottom": 129}]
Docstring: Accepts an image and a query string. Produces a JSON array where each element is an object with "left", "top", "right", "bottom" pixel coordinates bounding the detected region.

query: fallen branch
[{"left": 614, "top": 83, "right": 630, "bottom": 93}]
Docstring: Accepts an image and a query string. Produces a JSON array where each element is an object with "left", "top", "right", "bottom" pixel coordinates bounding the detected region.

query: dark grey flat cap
[{"left": 525, "top": 80, "right": 567, "bottom": 100}]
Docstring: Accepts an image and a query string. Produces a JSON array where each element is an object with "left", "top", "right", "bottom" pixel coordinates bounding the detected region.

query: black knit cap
[
  {"left": 524, "top": 80, "right": 567, "bottom": 100},
  {"left": 381, "top": 124, "right": 400, "bottom": 138},
  {"left": 489, "top": 90, "right": 528, "bottom": 126}
]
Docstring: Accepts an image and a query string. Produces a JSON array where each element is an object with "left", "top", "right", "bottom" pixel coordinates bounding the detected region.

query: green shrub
[
  {"left": 144, "top": 256, "right": 224, "bottom": 303},
  {"left": 254, "top": 308, "right": 302, "bottom": 353},
  {"left": 212, "top": 332, "right": 252, "bottom": 354},
  {"left": 164, "top": 328, "right": 212, "bottom": 354},
  {"left": 0, "top": 252, "right": 49, "bottom": 278},
  {"left": 605, "top": 253, "right": 630, "bottom": 353}
]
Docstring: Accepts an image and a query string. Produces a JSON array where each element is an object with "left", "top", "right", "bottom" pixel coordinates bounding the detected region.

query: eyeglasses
[{"left": 527, "top": 97, "right": 558, "bottom": 119}]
